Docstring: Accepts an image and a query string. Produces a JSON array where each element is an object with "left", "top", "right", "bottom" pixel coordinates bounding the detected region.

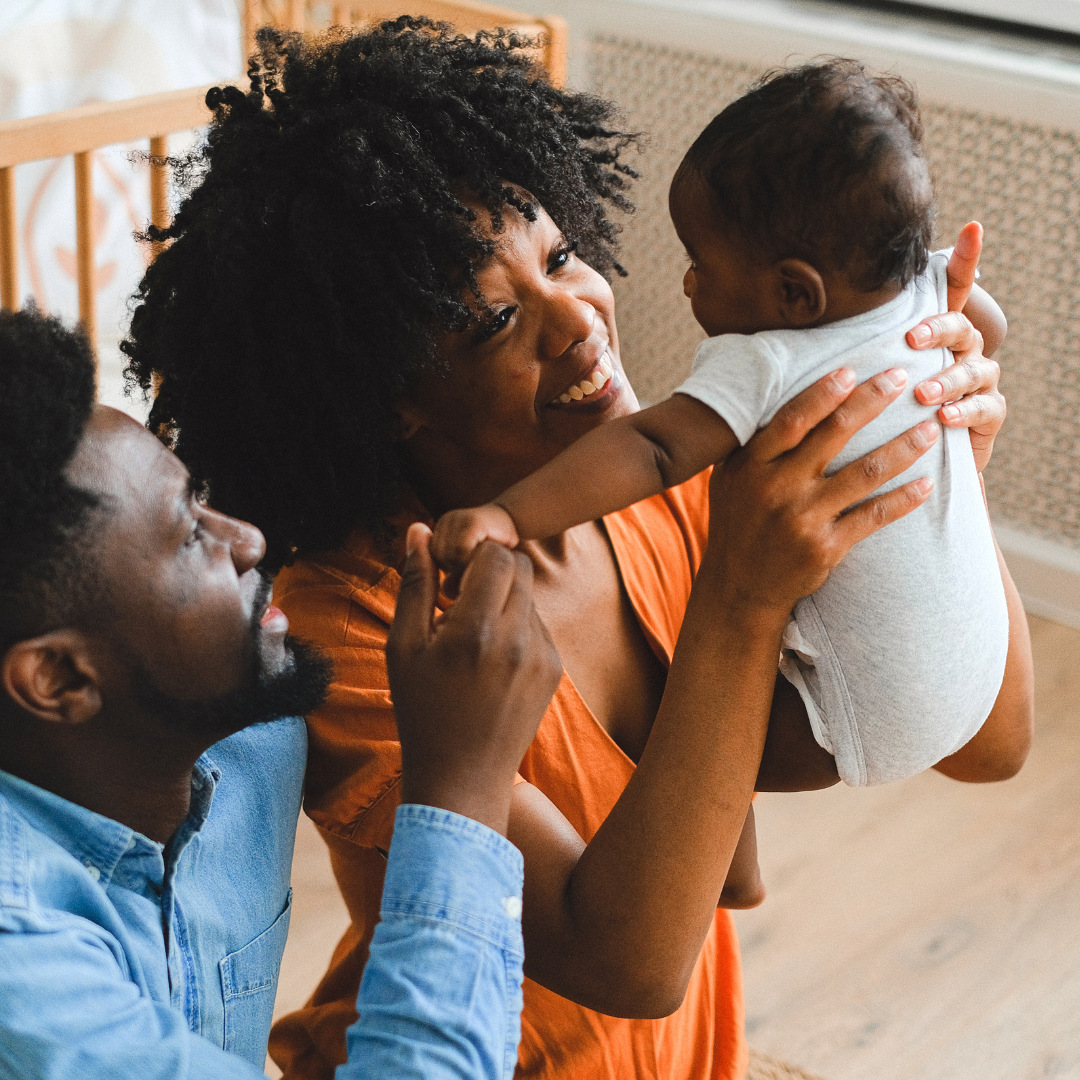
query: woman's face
[{"left": 399, "top": 199, "right": 639, "bottom": 511}]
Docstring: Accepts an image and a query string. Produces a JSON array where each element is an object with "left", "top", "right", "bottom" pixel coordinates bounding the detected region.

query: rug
[{"left": 748, "top": 1048, "right": 829, "bottom": 1080}]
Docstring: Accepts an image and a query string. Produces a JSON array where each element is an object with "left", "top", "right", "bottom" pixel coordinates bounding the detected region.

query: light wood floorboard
[{"left": 735, "top": 614, "right": 1080, "bottom": 1080}]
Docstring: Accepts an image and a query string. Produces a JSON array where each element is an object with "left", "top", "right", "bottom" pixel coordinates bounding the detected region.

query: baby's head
[{"left": 669, "top": 58, "right": 934, "bottom": 336}]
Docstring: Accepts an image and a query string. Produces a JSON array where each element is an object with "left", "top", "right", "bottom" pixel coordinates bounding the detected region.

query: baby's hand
[{"left": 432, "top": 504, "right": 521, "bottom": 581}]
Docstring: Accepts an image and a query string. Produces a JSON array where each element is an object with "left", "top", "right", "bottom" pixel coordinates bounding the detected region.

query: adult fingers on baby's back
[
  {"left": 837, "top": 475, "right": 935, "bottom": 548},
  {"left": 797, "top": 368, "right": 909, "bottom": 474},
  {"left": 752, "top": 368, "right": 857, "bottom": 459},
  {"left": 828, "top": 420, "right": 938, "bottom": 515}
]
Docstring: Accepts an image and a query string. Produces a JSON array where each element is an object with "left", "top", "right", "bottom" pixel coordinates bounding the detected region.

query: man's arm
[
  {"left": 336, "top": 526, "right": 560, "bottom": 1079},
  {"left": 0, "top": 926, "right": 267, "bottom": 1080},
  {"left": 338, "top": 807, "right": 525, "bottom": 1080}
]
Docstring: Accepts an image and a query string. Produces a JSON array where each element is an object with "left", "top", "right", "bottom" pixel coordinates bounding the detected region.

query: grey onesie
[{"left": 676, "top": 251, "right": 1009, "bottom": 786}]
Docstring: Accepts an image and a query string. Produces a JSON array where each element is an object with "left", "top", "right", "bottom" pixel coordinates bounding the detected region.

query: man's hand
[{"left": 387, "top": 522, "right": 560, "bottom": 836}]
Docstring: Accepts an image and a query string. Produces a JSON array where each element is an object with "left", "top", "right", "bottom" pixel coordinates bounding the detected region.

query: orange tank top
[{"left": 268, "top": 470, "right": 747, "bottom": 1080}]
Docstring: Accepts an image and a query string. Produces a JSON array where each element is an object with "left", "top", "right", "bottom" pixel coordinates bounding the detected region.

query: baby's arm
[{"left": 432, "top": 394, "right": 738, "bottom": 570}]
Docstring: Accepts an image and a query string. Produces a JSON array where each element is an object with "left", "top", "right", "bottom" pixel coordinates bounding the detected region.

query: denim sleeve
[
  {"left": 0, "top": 925, "right": 268, "bottom": 1080},
  {"left": 337, "top": 805, "right": 526, "bottom": 1080}
]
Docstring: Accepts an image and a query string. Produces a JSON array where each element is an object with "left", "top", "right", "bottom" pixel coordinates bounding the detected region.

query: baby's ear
[{"left": 775, "top": 259, "right": 827, "bottom": 327}]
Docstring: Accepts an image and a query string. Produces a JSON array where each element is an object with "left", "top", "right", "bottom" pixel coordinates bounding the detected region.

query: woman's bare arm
[{"left": 507, "top": 366, "right": 939, "bottom": 1017}]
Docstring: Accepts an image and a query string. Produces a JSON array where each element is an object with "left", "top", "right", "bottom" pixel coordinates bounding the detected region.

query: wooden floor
[{"left": 269, "top": 613, "right": 1080, "bottom": 1079}]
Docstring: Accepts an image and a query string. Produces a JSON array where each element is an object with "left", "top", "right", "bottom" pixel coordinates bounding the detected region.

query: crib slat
[
  {"left": 74, "top": 151, "right": 97, "bottom": 349},
  {"left": 149, "top": 135, "right": 169, "bottom": 262},
  {"left": 0, "top": 166, "right": 16, "bottom": 310}
]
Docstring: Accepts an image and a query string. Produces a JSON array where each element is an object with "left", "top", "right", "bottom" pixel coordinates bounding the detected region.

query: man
[{"left": 0, "top": 307, "right": 561, "bottom": 1078}]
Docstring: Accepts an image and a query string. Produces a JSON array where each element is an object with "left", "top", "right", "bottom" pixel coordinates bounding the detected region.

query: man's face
[{"left": 68, "top": 407, "right": 327, "bottom": 737}]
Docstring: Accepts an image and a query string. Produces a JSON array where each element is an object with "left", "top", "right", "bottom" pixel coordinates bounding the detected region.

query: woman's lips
[{"left": 548, "top": 351, "right": 617, "bottom": 406}]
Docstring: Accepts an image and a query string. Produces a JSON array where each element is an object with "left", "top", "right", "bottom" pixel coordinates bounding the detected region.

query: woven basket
[{"left": 747, "top": 1048, "right": 828, "bottom": 1080}]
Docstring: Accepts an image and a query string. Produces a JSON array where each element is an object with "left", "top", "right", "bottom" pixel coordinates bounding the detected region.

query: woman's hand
[
  {"left": 705, "top": 366, "right": 939, "bottom": 622},
  {"left": 906, "top": 222, "right": 1007, "bottom": 474},
  {"left": 907, "top": 312, "right": 1004, "bottom": 474}
]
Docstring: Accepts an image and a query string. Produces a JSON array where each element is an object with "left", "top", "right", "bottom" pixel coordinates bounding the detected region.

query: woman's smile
[{"left": 548, "top": 350, "right": 619, "bottom": 407}]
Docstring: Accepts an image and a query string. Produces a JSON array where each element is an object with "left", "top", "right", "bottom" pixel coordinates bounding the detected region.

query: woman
[{"left": 122, "top": 21, "right": 1031, "bottom": 1079}]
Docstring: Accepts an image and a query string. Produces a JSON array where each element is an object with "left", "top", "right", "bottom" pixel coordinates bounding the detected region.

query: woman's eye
[
  {"left": 549, "top": 240, "right": 578, "bottom": 272},
  {"left": 479, "top": 306, "right": 516, "bottom": 341}
]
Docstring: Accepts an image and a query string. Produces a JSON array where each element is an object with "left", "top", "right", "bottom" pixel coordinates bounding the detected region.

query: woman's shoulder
[
  {"left": 602, "top": 469, "right": 712, "bottom": 661},
  {"left": 275, "top": 534, "right": 403, "bottom": 645},
  {"left": 606, "top": 467, "right": 711, "bottom": 565}
]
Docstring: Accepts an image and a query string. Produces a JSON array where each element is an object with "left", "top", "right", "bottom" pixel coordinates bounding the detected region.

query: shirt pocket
[{"left": 219, "top": 888, "right": 292, "bottom": 1065}]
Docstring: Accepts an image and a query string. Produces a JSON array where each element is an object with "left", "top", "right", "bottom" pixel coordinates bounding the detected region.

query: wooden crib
[{"left": 0, "top": 0, "right": 567, "bottom": 352}]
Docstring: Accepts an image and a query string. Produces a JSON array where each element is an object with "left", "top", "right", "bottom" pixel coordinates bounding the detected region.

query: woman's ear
[
  {"left": 1, "top": 630, "right": 103, "bottom": 726},
  {"left": 394, "top": 401, "right": 426, "bottom": 442},
  {"left": 775, "top": 259, "right": 828, "bottom": 327}
]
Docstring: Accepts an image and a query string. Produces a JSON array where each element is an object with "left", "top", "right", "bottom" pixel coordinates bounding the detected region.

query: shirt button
[
  {"left": 83, "top": 860, "right": 101, "bottom": 881},
  {"left": 501, "top": 896, "right": 522, "bottom": 919}
]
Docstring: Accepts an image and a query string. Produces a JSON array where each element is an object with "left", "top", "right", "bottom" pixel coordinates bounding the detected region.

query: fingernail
[
  {"left": 883, "top": 368, "right": 907, "bottom": 390},
  {"left": 941, "top": 404, "right": 961, "bottom": 421},
  {"left": 915, "top": 477, "right": 933, "bottom": 495},
  {"left": 922, "top": 379, "right": 943, "bottom": 402},
  {"left": 831, "top": 368, "right": 856, "bottom": 390},
  {"left": 917, "top": 420, "right": 939, "bottom": 444},
  {"left": 911, "top": 324, "right": 933, "bottom": 346},
  {"left": 405, "top": 523, "right": 420, "bottom": 557}
]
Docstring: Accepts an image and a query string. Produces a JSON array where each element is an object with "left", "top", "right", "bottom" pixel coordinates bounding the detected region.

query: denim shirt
[{"left": 0, "top": 717, "right": 525, "bottom": 1080}]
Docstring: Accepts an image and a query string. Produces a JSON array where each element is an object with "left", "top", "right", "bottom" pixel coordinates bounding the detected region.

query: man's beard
[{"left": 131, "top": 578, "right": 332, "bottom": 738}]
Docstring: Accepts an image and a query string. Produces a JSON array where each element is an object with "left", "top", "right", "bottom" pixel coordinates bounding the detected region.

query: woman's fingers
[
  {"left": 916, "top": 351, "right": 998, "bottom": 409},
  {"left": 946, "top": 221, "right": 982, "bottom": 313},
  {"left": 750, "top": 367, "right": 856, "bottom": 460},
  {"left": 906, "top": 309, "right": 980, "bottom": 354},
  {"left": 938, "top": 378, "right": 1005, "bottom": 428},
  {"left": 835, "top": 475, "right": 935, "bottom": 549},
  {"left": 388, "top": 522, "right": 438, "bottom": 655},
  {"left": 825, "top": 420, "right": 938, "bottom": 517},
  {"left": 796, "top": 368, "right": 909, "bottom": 475}
]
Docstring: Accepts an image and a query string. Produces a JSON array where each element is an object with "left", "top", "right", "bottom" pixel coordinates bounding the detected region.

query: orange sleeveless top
[{"left": 268, "top": 470, "right": 748, "bottom": 1080}]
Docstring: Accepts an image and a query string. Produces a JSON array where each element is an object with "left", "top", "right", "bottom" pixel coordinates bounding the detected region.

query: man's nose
[{"left": 206, "top": 508, "right": 267, "bottom": 574}]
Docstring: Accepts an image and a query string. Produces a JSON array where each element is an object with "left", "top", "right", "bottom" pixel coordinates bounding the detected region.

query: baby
[{"left": 433, "top": 60, "right": 1012, "bottom": 795}]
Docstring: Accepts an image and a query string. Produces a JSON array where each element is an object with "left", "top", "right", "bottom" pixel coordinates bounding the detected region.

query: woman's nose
[{"left": 540, "top": 288, "right": 596, "bottom": 359}]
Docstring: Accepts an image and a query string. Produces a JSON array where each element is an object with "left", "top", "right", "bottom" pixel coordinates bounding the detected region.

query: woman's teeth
[{"left": 557, "top": 355, "right": 614, "bottom": 405}]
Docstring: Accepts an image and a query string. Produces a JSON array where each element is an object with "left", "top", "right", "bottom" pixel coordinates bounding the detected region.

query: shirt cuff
[{"left": 382, "top": 805, "right": 525, "bottom": 957}]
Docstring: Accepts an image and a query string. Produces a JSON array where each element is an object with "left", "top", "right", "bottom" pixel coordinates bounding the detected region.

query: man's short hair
[
  {"left": 0, "top": 308, "right": 100, "bottom": 654},
  {"left": 677, "top": 58, "right": 935, "bottom": 292}
]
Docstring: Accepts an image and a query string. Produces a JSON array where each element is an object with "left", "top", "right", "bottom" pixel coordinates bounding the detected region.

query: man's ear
[
  {"left": 775, "top": 259, "right": 828, "bottom": 327},
  {"left": 1, "top": 630, "right": 103, "bottom": 725}
]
